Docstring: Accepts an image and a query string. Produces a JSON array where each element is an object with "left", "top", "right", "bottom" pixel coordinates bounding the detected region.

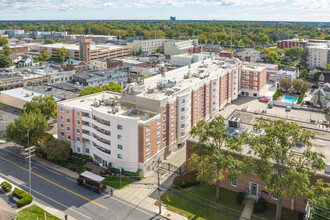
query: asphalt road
[{"left": 0, "top": 146, "right": 164, "bottom": 220}]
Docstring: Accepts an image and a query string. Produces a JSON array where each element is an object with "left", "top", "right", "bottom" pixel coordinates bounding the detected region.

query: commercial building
[
  {"left": 267, "top": 67, "right": 299, "bottom": 84},
  {"left": 40, "top": 38, "right": 132, "bottom": 62},
  {"left": 72, "top": 69, "right": 128, "bottom": 87},
  {"left": 306, "top": 43, "right": 330, "bottom": 69},
  {"left": 0, "top": 29, "right": 25, "bottom": 38},
  {"left": 62, "top": 35, "right": 116, "bottom": 44},
  {"left": 58, "top": 58, "right": 269, "bottom": 175},
  {"left": 277, "top": 38, "right": 308, "bottom": 49}
]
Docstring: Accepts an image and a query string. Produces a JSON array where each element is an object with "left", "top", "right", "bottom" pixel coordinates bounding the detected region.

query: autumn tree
[
  {"left": 279, "top": 78, "right": 292, "bottom": 92},
  {"left": 6, "top": 112, "right": 48, "bottom": 147},
  {"left": 23, "top": 95, "right": 57, "bottom": 120},
  {"left": 54, "top": 47, "right": 70, "bottom": 64},
  {"left": 246, "top": 119, "right": 326, "bottom": 220},
  {"left": 188, "top": 115, "right": 245, "bottom": 202}
]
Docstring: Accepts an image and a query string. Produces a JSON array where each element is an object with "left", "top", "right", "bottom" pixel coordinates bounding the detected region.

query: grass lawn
[
  {"left": 251, "top": 202, "right": 299, "bottom": 220},
  {"left": 160, "top": 184, "right": 244, "bottom": 220},
  {"left": 0, "top": 102, "right": 7, "bottom": 108},
  {"left": 18, "top": 205, "right": 60, "bottom": 220},
  {"left": 105, "top": 176, "right": 133, "bottom": 189}
]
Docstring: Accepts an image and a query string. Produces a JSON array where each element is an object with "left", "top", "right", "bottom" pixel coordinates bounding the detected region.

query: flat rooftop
[
  {"left": 40, "top": 43, "right": 130, "bottom": 51},
  {"left": 133, "top": 58, "right": 241, "bottom": 100},
  {"left": 1, "top": 87, "right": 61, "bottom": 102},
  {"left": 59, "top": 92, "right": 158, "bottom": 121}
]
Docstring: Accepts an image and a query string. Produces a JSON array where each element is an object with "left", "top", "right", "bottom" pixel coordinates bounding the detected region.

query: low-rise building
[
  {"left": 9, "top": 54, "right": 22, "bottom": 64},
  {"left": 277, "top": 38, "right": 308, "bottom": 49},
  {"left": 169, "top": 54, "right": 206, "bottom": 66},
  {"left": 267, "top": 67, "right": 299, "bottom": 85},
  {"left": 63, "top": 59, "right": 89, "bottom": 74},
  {"left": 19, "top": 56, "right": 33, "bottom": 66},
  {"left": 311, "top": 83, "right": 330, "bottom": 108},
  {"left": 9, "top": 45, "right": 28, "bottom": 54}
]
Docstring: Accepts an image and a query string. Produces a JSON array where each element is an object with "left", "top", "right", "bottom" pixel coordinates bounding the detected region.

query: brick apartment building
[
  {"left": 240, "top": 65, "right": 267, "bottom": 97},
  {"left": 277, "top": 39, "right": 307, "bottom": 49},
  {"left": 9, "top": 46, "right": 28, "bottom": 54},
  {"left": 186, "top": 137, "right": 330, "bottom": 213},
  {"left": 57, "top": 57, "right": 269, "bottom": 176}
]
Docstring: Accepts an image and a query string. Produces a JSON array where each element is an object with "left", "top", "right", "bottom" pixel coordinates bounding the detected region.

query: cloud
[{"left": 292, "top": 0, "right": 329, "bottom": 10}]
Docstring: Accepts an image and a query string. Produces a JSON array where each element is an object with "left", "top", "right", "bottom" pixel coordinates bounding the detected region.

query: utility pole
[
  {"left": 25, "top": 146, "right": 35, "bottom": 195},
  {"left": 157, "top": 160, "right": 161, "bottom": 214}
]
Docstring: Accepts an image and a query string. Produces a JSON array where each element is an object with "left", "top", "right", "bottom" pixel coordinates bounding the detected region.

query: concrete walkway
[{"left": 240, "top": 198, "right": 255, "bottom": 220}]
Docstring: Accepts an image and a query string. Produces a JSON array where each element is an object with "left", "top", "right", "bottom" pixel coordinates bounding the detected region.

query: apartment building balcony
[
  {"left": 92, "top": 143, "right": 111, "bottom": 155},
  {"left": 92, "top": 129, "right": 111, "bottom": 141},
  {"left": 91, "top": 134, "right": 111, "bottom": 147},
  {"left": 92, "top": 119, "right": 111, "bottom": 131}
]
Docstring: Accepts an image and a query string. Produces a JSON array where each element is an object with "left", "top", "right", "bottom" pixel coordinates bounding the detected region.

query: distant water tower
[{"left": 170, "top": 16, "right": 176, "bottom": 21}]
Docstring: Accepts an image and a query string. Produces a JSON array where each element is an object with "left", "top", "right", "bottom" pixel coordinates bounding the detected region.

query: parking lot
[{"left": 0, "top": 104, "right": 21, "bottom": 124}]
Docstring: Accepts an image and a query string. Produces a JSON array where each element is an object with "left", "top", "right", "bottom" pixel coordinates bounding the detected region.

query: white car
[
  {"left": 242, "top": 105, "right": 250, "bottom": 111},
  {"left": 0, "top": 140, "right": 6, "bottom": 144},
  {"left": 301, "top": 105, "right": 307, "bottom": 109}
]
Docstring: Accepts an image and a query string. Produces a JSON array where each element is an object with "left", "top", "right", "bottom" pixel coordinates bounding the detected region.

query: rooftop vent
[
  {"left": 128, "top": 108, "right": 139, "bottom": 115},
  {"left": 157, "top": 78, "right": 176, "bottom": 90}
]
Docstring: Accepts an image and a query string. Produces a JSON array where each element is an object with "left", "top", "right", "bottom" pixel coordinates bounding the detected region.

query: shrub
[
  {"left": 136, "top": 169, "right": 143, "bottom": 180},
  {"left": 124, "top": 170, "right": 136, "bottom": 177},
  {"left": 12, "top": 188, "right": 33, "bottom": 208},
  {"left": 273, "top": 89, "right": 282, "bottom": 101},
  {"left": 1, "top": 181, "right": 12, "bottom": 193},
  {"left": 298, "top": 92, "right": 305, "bottom": 104},
  {"left": 110, "top": 167, "right": 121, "bottom": 174},
  {"left": 237, "top": 192, "right": 245, "bottom": 204},
  {"left": 254, "top": 198, "right": 267, "bottom": 212}
]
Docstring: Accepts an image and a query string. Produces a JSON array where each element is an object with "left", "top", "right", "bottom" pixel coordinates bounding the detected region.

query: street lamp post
[{"left": 25, "top": 146, "right": 36, "bottom": 195}]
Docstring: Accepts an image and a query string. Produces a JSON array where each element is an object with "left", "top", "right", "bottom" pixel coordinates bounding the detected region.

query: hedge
[
  {"left": 298, "top": 92, "right": 305, "bottom": 104},
  {"left": 273, "top": 89, "right": 282, "bottom": 101},
  {"left": 254, "top": 198, "right": 267, "bottom": 212},
  {"left": 237, "top": 192, "right": 245, "bottom": 204},
  {"left": 1, "top": 181, "right": 12, "bottom": 193},
  {"left": 12, "top": 188, "right": 33, "bottom": 208}
]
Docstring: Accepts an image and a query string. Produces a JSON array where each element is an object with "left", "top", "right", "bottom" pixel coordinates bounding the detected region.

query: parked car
[
  {"left": 259, "top": 97, "right": 270, "bottom": 102},
  {"left": 286, "top": 106, "right": 291, "bottom": 111},
  {"left": 242, "top": 105, "right": 250, "bottom": 111},
  {"left": 268, "top": 103, "right": 273, "bottom": 108},
  {"left": 261, "top": 109, "right": 267, "bottom": 114},
  {"left": 77, "top": 171, "right": 106, "bottom": 193},
  {"left": 301, "top": 105, "right": 307, "bottom": 109}
]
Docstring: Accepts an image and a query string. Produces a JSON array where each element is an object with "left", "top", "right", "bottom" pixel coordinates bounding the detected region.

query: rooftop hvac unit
[
  {"left": 128, "top": 108, "right": 139, "bottom": 115},
  {"left": 104, "top": 98, "right": 114, "bottom": 106},
  {"left": 228, "top": 117, "right": 241, "bottom": 129}
]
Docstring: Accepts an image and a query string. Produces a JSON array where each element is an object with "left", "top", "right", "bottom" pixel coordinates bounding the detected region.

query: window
[
  {"left": 117, "top": 154, "right": 123, "bottom": 159},
  {"left": 85, "top": 148, "right": 89, "bottom": 154},
  {"left": 77, "top": 120, "right": 80, "bottom": 125},
  {"left": 60, "top": 132, "right": 64, "bottom": 136},
  {"left": 254, "top": 77, "right": 257, "bottom": 81},
  {"left": 60, "top": 123, "right": 64, "bottom": 128},
  {"left": 157, "top": 119, "right": 160, "bottom": 125},
  {"left": 117, "top": 135, "right": 122, "bottom": 140},
  {"left": 76, "top": 111, "right": 80, "bottom": 116},
  {"left": 66, "top": 118, "right": 70, "bottom": 123},
  {"left": 272, "top": 195, "right": 278, "bottom": 200},
  {"left": 171, "top": 112, "right": 174, "bottom": 118},
  {"left": 66, "top": 110, "right": 70, "bottom": 115},
  {"left": 163, "top": 115, "right": 166, "bottom": 122},
  {"left": 231, "top": 178, "right": 237, "bottom": 187},
  {"left": 181, "top": 124, "right": 185, "bottom": 128},
  {"left": 181, "top": 107, "right": 185, "bottom": 112},
  {"left": 251, "top": 170, "right": 257, "bottom": 175},
  {"left": 181, "top": 115, "right": 185, "bottom": 120},
  {"left": 157, "top": 137, "right": 160, "bottom": 143},
  {"left": 77, "top": 147, "right": 80, "bottom": 152},
  {"left": 181, "top": 98, "right": 185, "bottom": 104},
  {"left": 253, "top": 82, "right": 257, "bottom": 86},
  {"left": 117, "top": 125, "right": 123, "bottom": 130},
  {"left": 146, "top": 134, "right": 150, "bottom": 142},
  {"left": 157, "top": 146, "right": 160, "bottom": 152},
  {"left": 146, "top": 153, "right": 150, "bottom": 160},
  {"left": 171, "top": 120, "right": 174, "bottom": 126},
  {"left": 253, "top": 87, "right": 257, "bottom": 90},
  {"left": 171, "top": 103, "right": 174, "bottom": 109},
  {"left": 163, "top": 133, "right": 166, "bottom": 139},
  {"left": 67, "top": 126, "right": 70, "bottom": 132},
  {"left": 67, "top": 135, "right": 71, "bottom": 140},
  {"left": 60, "top": 107, "right": 63, "bottom": 112},
  {"left": 163, "top": 124, "right": 166, "bottom": 130},
  {"left": 181, "top": 132, "right": 185, "bottom": 137},
  {"left": 100, "top": 119, "right": 104, "bottom": 123},
  {"left": 118, "top": 144, "right": 123, "bottom": 150},
  {"left": 60, "top": 115, "right": 64, "bottom": 120},
  {"left": 163, "top": 106, "right": 166, "bottom": 113},
  {"left": 146, "top": 144, "right": 150, "bottom": 151},
  {"left": 171, "top": 129, "right": 174, "bottom": 135},
  {"left": 77, "top": 128, "right": 80, "bottom": 133},
  {"left": 77, "top": 137, "right": 80, "bottom": 142}
]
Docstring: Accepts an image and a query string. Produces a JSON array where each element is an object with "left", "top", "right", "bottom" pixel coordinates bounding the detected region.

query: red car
[{"left": 259, "top": 97, "right": 270, "bottom": 102}]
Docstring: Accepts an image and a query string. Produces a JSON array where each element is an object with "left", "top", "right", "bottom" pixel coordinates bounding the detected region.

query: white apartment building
[
  {"left": 128, "top": 39, "right": 166, "bottom": 53},
  {"left": 164, "top": 39, "right": 199, "bottom": 56},
  {"left": 58, "top": 58, "right": 269, "bottom": 176},
  {"left": 307, "top": 43, "right": 330, "bottom": 69}
]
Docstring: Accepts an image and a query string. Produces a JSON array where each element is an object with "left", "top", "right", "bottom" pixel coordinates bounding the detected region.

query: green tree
[
  {"left": 246, "top": 119, "right": 326, "bottom": 220},
  {"left": 44, "top": 39, "right": 55, "bottom": 44},
  {"left": 0, "top": 45, "right": 12, "bottom": 56},
  {"left": 326, "top": 64, "right": 330, "bottom": 71},
  {"left": 39, "top": 49, "right": 50, "bottom": 61},
  {"left": 188, "top": 115, "right": 244, "bottom": 202},
  {"left": 284, "top": 47, "right": 304, "bottom": 61},
  {"left": 54, "top": 47, "right": 70, "bottom": 64},
  {"left": 0, "top": 36, "right": 8, "bottom": 46},
  {"left": 6, "top": 112, "right": 48, "bottom": 147},
  {"left": 264, "top": 51, "right": 279, "bottom": 64},
  {"left": 78, "top": 82, "right": 122, "bottom": 97},
  {"left": 23, "top": 95, "right": 57, "bottom": 120},
  {"left": 156, "top": 47, "right": 162, "bottom": 53},
  {"left": 279, "top": 78, "right": 292, "bottom": 92},
  {"left": 0, "top": 56, "right": 12, "bottom": 68}
]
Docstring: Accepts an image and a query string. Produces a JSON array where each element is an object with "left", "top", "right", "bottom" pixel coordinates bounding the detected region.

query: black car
[{"left": 268, "top": 103, "right": 273, "bottom": 108}]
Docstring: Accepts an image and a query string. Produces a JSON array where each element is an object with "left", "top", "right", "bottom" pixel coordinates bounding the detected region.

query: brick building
[
  {"left": 63, "top": 59, "right": 89, "bottom": 74},
  {"left": 240, "top": 65, "right": 267, "bottom": 97},
  {"left": 277, "top": 39, "right": 308, "bottom": 49},
  {"left": 9, "top": 46, "right": 28, "bottom": 54}
]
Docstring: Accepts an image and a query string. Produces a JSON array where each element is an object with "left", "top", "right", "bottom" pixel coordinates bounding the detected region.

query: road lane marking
[{"left": 0, "top": 155, "right": 108, "bottom": 210}]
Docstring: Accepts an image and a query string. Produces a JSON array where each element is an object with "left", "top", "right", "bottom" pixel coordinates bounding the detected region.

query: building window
[
  {"left": 67, "top": 135, "right": 71, "bottom": 140},
  {"left": 171, "top": 103, "right": 174, "bottom": 109},
  {"left": 118, "top": 144, "right": 123, "bottom": 150},
  {"left": 146, "top": 144, "right": 150, "bottom": 151},
  {"left": 171, "top": 112, "right": 174, "bottom": 118},
  {"left": 117, "top": 134, "right": 123, "bottom": 140},
  {"left": 157, "top": 137, "right": 160, "bottom": 143},
  {"left": 67, "top": 126, "right": 70, "bottom": 132},
  {"left": 77, "top": 128, "right": 80, "bottom": 133},
  {"left": 60, "top": 115, "right": 64, "bottom": 120},
  {"left": 146, "top": 134, "right": 150, "bottom": 142},
  {"left": 251, "top": 170, "right": 257, "bottom": 175},
  {"left": 163, "top": 106, "right": 166, "bottom": 113},
  {"left": 181, "top": 98, "right": 185, "bottom": 104},
  {"left": 77, "top": 137, "right": 80, "bottom": 142},
  {"left": 85, "top": 148, "right": 89, "bottom": 154},
  {"left": 181, "top": 107, "right": 185, "bottom": 112},
  {"left": 157, "top": 128, "right": 160, "bottom": 134},
  {"left": 117, "top": 125, "right": 123, "bottom": 130},
  {"left": 60, "top": 124, "right": 64, "bottom": 128},
  {"left": 60, "top": 107, "right": 63, "bottom": 112},
  {"left": 60, "top": 132, "right": 64, "bottom": 136},
  {"left": 163, "top": 124, "right": 166, "bottom": 130},
  {"left": 77, "top": 147, "right": 80, "bottom": 152},
  {"left": 157, "top": 146, "right": 160, "bottom": 152},
  {"left": 66, "top": 118, "right": 70, "bottom": 123},
  {"left": 181, "top": 124, "right": 185, "bottom": 128},
  {"left": 77, "top": 120, "right": 80, "bottom": 125},
  {"left": 163, "top": 115, "right": 166, "bottom": 122},
  {"left": 76, "top": 111, "right": 80, "bottom": 116},
  {"left": 117, "top": 154, "right": 123, "bottom": 159},
  {"left": 171, "top": 129, "right": 174, "bottom": 135},
  {"left": 66, "top": 110, "right": 70, "bottom": 115},
  {"left": 146, "top": 153, "right": 150, "bottom": 160},
  {"left": 181, "top": 132, "right": 185, "bottom": 137},
  {"left": 163, "top": 133, "right": 166, "bottom": 139},
  {"left": 146, "top": 124, "right": 150, "bottom": 131},
  {"left": 272, "top": 195, "right": 278, "bottom": 200},
  {"left": 171, "top": 120, "right": 174, "bottom": 126},
  {"left": 181, "top": 115, "right": 185, "bottom": 120},
  {"left": 157, "top": 119, "right": 160, "bottom": 125},
  {"left": 231, "top": 178, "right": 237, "bottom": 187}
]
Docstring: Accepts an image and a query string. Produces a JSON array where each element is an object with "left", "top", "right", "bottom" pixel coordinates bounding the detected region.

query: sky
[{"left": 0, "top": 0, "right": 329, "bottom": 22}]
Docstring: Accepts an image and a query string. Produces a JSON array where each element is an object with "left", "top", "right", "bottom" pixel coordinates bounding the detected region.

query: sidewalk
[
  {"left": 0, "top": 175, "right": 76, "bottom": 220},
  {"left": 240, "top": 198, "right": 255, "bottom": 220}
]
